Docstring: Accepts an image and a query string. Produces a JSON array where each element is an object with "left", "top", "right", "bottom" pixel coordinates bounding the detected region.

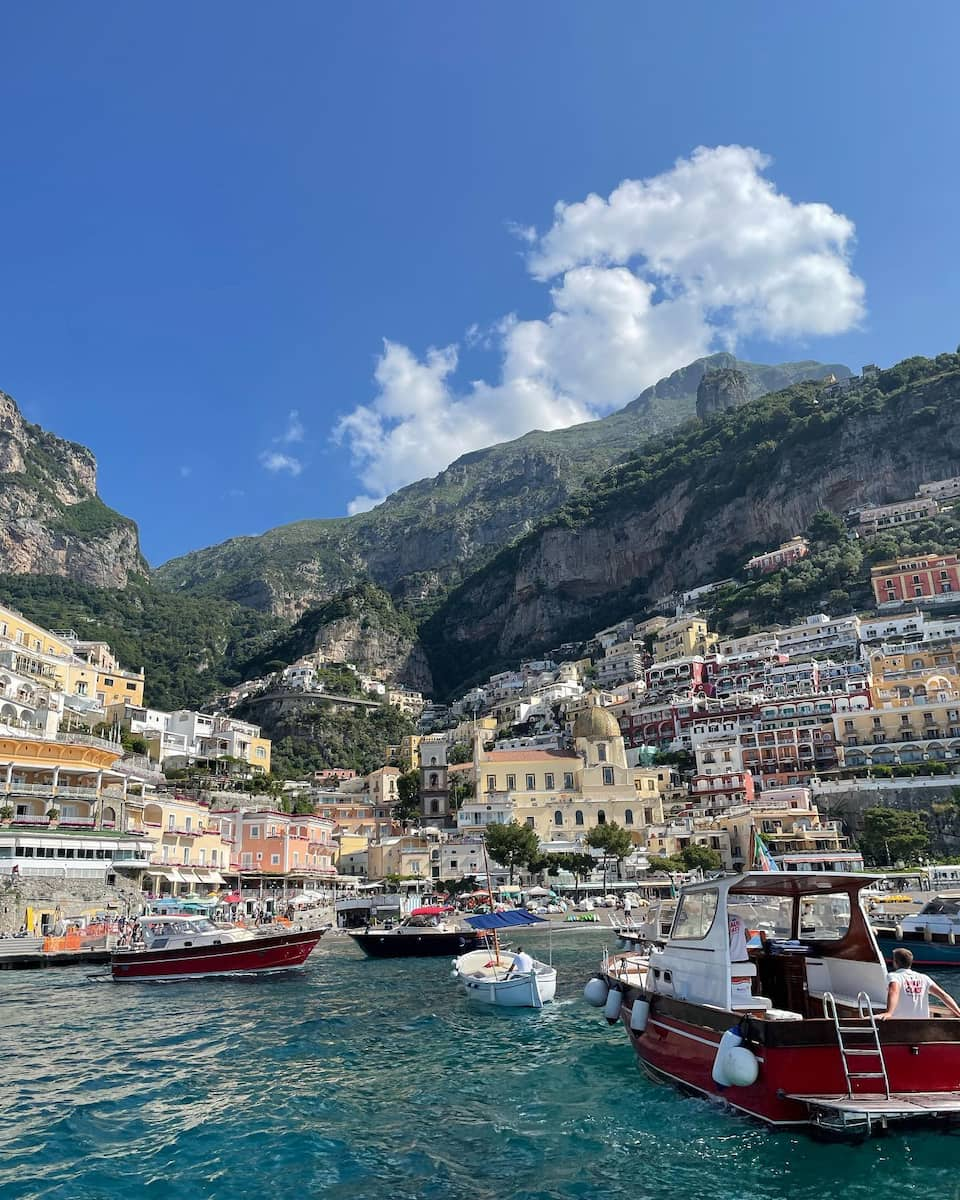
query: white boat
[
  {"left": 453, "top": 947, "right": 557, "bottom": 1008},
  {"left": 452, "top": 909, "right": 557, "bottom": 1009}
]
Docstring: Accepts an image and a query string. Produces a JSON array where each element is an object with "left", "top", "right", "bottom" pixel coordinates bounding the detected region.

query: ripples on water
[{"left": 0, "top": 931, "right": 958, "bottom": 1200}]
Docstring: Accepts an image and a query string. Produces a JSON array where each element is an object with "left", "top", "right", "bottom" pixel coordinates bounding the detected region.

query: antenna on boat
[{"left": 480, "top": 839, "right": 504, "bottom": 967}]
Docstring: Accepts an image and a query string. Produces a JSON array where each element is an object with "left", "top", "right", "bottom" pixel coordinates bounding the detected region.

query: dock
[{"left": 0, "top": 935, "right": 112, "bottom": 970}]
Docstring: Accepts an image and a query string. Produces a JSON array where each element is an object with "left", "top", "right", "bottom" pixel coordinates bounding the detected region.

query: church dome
[{"left": 573, "top": 704, "right": 621, "bottom": 740}]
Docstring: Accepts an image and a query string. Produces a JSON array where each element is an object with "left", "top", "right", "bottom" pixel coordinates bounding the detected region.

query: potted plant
[
  {"left": 46, "top": 807, "right": 60, "bottom": 824},
  {"left": 0, "top": 805, "right": 13, "bottom": 824}
]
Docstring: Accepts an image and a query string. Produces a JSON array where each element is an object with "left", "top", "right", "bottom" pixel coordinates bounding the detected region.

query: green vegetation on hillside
[
  {"left": 0, "top": 575, "right": 280, "bottom": 711},
  {"left": 708, "top": 506, "right": 960, "bottom": 635},
  {"left": 262, "top": 703, "right": 415, "bottom": 777}
]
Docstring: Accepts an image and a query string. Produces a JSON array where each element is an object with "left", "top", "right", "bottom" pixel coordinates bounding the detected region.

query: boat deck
[{"left": 787, "top": 1091, "right": 960, "bottom": 1116}]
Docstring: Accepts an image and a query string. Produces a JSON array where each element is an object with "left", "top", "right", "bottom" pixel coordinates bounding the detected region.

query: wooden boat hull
[
  {"left": 348, "top": 929, "right": 486, "bottom": 958},
  {"left": 604, "top": 979, "right": 960, "bottom": 1133},
  {"left": 111, "top": 927, "right": 326, "bottom": 981}
]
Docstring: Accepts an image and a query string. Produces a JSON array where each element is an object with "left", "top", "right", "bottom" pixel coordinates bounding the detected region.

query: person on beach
[{"left": 877, "top": 947, "right": 960, "bottom": 1019}]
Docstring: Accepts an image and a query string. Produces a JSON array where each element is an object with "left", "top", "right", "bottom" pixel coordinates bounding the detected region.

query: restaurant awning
[{"left": 195, "top": 871, "right": 226, "bottom": 885}]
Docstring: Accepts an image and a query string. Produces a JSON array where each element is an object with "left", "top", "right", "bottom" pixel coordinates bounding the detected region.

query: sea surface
[{"left": 1, "top": 929, "right": 959, "bottom": 1200}]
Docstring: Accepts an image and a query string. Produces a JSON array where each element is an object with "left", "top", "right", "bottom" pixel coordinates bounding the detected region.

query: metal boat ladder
[{"left": 822, "top": 991, "right": 890, "bottom": 1099}]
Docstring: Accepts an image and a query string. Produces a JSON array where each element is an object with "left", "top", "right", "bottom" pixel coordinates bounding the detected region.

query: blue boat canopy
[{"left": 465, "top": 910, "right": 546, "bottom": 930}]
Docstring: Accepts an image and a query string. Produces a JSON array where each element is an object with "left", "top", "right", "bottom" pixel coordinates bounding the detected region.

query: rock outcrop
[
  {"left": 0, "top": 390, "right": 146, "bottom": 588},
  {"left": 696, "top": 367, "right": 750, "bottom": 420}
]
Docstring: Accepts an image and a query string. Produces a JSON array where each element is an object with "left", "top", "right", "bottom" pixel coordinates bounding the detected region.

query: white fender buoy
[
  {"left": 583, "top": 977, "right": 609, "bottom": 1008},
  {"left": 711, "top": 1028, "right": 743, "bottom": 1086},
  {"left": 724, "top": 1046, "right": 760, "bottom": 1087},
  {"left": 950, "top": 931, "right": 956, "bottom": 946},
  {"left": 895, "top": 923, "right": 904, "bottom": 940},
  {"left": 603, "top": 987, "right": 623, "bottom": 1024},
  {"left": 629, "top": 998, "right": 650, "bottom": 1032}
]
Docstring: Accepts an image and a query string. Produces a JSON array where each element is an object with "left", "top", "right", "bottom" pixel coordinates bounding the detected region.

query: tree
[
  {"left": 485, "top": 821, "right": 540, "bottom": 885},
  {"left": 394, "top": 769, "right": 421, "bottom": 827},
  {"left": 859, "top": 807, "right": 930, "bottom": 866},
  {"left": 586, "top": 822, "right": 634, "bottom": 880},
  {"left": 448, "top": 742, "right": 473, "bottom": 765},
  {"left": 680, "top": 843, "right": 723, "bottom": 873},
  {"left": 807, "top": 509, "right": 848, "bottom": 547}
]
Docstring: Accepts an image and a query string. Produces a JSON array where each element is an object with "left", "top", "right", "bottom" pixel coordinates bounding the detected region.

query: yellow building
[
  {"left": 835, "top": 696, "right": 960, "bottom": 769},
  {"left": 366, "top": 834, "right": 432, "bottom": 880},
  {"left": 653, "top": 615, "right": 719, "bottom": 662},
  {"left": 0, "top": 731, "right": 133, "bottom": 825},
  {"left": 142, "top": 794, "right": 230, "bottom": 893},
  {"left": 867, "top": 644, "right": 960, "bottom": 708},
  {"left": 0, "top": 603, "right": 145, "bottom": 708},
  {"left": 466, "top": 705, "right": 667, "bottom": 842}
]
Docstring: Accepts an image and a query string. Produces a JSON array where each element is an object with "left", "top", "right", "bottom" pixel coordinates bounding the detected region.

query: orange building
[{"left": 217, "top": 808, "right": 337, "bottom": 883}]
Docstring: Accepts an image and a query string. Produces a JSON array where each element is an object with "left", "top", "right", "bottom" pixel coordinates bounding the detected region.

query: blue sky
[{"left": 1, "top": 4, "right": 958, "bottom": 565}]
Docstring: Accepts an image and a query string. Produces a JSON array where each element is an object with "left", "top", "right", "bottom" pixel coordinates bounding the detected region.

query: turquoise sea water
[{"left": 1, "top": 929, "right": 959, "bottom": 1200}]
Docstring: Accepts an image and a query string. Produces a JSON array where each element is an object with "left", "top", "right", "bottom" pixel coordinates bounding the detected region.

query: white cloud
[
  {"left": 336, "top": 145, "right": 865, "bottom": 509},
  {"left": 278, "top": 409, "right": 304, "bottom": 444},
  {"left": 260, "top": 451, "right": 303, "bottom": 476}
]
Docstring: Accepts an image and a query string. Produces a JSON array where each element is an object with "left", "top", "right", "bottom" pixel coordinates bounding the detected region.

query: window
[
  {"left": 624, "top": 809, "right": 633, "bottom": 825},
  {"left": 242, "top": 853, "right": 252, "bottom": 868},
  {"left": 575, "top": 810, "right": 584, "bottom": 826},
  {"left": 506, "top": 774, "right": 516, "bottom": 790},
  {"left": 182, "top": 847, "right": 190, "bottom": 865},
  {"left": 185, "top": 816, "right": 192, "bottom": 832},
  {"left": 597, "top": 810, "right": 606, "bottom": 825},
  {"left": 554, "top": 810, "right": 563, "bottom": 826},
  {"left": 256, "top": 746, "right": 266, "bottom": 759},
  {"left": 525, "top": 816, "right": 535, "bottom": 829},
  {"left": 250, "top": 825, "right": 260, "bottom": 839},
  {"left": 597, "top": 743, "right": 607, "bottom": 763},
  {"left": 167, "top": 815, "right": 175, "bottom": 831},
  {"left": 563, "top": 772, "right": 574, "bottom": 789},
  {"left": 526, "top": 774, "right": 536, "bottom": 791},
  {"left": 670, "top": 889, "right": 719, "bottom": 940},
  {"left": 103, "top": 677, "right": 114, "bottom": 687},
  {"left": 76, "top": 681, "right": 88, "bottom": 696},
  {"left": 602, "top": 766, "right": 614, "bottom": 786},
  {"left": 271, "top": 854, "right": 280, "bottom": 865},
  {"left": 487, "top": 775, "right": 496, "bottom": 792},
  {"left": 126, "top": 682, "right": 137, "bottom": 691},
  {"left": 545, "top": 773, "right": 555, "bottom": 790}
]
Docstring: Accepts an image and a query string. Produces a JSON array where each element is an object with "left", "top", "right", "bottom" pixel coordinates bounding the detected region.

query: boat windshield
[
  {"left": 920, "top": 898, "right": 960, "bottom": 917},
  {"left": 142, "top": 918, "right": 216, "bottom": 937},
  {"left": 728, "top": 892, "right": 853, "bottom": 942}
]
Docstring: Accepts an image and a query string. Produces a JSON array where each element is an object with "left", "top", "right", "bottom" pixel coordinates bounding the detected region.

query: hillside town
[{"left": 6, "top": 481, "right": 960, "bottom": 933}]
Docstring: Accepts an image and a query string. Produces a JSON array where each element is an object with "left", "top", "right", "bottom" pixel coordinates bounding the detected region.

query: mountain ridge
[{"left": 154, "top": 353, "right": 849, "bottom": 616}]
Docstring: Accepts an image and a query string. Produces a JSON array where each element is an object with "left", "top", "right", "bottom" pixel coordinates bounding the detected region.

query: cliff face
[
  {"left": 696, "top": 367, "right": 750, "bottom": 419},
  {"left": 237, "top": 582, "right": 433, "bottom": 692},
  {"left": 421, "top": 357, "right": 960, "bottom": 695},
  {"left": 155, "top": 355, "right": 849, "bottom": 616},
  {"left": 0, "top": 391, "right": 146, "bottom": 588}
]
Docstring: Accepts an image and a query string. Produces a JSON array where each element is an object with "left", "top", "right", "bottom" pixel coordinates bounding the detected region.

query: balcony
[{"left": 56, "top": 786, "right": 99, "bottom": 800}]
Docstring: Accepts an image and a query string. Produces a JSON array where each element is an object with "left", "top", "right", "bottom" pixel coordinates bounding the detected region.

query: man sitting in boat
[
  {"left": 877, "top": 947, "right": 960, "bottom": 1020},
  {"left": 507, "top": 946, "right": 534, "bottom": 976}
]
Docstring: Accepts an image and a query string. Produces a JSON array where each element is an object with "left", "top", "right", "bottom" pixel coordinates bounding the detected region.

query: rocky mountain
[
  {"left": 695, "top": 367, "right": 750, "bottom": 419},
  {"left": 236, "top": 582, "right": 433, "bottom": 692},
  {"left": 0, "top": 390, "right": 145, "bottom": 588},
  {"left": 154, "top": 354, "right": 849, "bottom": 617},
  {"left": 421, "top": 352, "right": 960, "bottom": 697}
]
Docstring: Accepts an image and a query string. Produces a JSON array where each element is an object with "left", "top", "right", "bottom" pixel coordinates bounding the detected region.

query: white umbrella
[{"left": 525, "top": 886, "right": 550, "bottom": 897}]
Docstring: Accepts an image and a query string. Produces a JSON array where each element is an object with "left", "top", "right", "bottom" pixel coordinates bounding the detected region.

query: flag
[{"left": 753, "top": 829, "right": 779, "bottom": 872}]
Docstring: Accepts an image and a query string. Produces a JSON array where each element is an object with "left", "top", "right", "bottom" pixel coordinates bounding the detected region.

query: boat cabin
[
  {"left": 128, "top": 915, "right": 252, "bottom": 951},
  {"left": 902, "top": 894, "right": 960, "bottom": 935},
  {"left": 647, "top": 872, "right": 889, "bottom": 1017}
]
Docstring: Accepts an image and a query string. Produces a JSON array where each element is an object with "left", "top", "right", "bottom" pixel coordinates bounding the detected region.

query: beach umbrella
[{"left": 525, "top": 886, "right": 550, "bottom": 897}]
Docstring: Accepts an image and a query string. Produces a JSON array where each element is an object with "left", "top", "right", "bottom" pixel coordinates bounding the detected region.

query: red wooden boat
[
  {"left": 111, "top": 915, "right": 328, "bottom": 981},
  {"left": 592, "top": 872, "right": 960, "bottom": 1137}
]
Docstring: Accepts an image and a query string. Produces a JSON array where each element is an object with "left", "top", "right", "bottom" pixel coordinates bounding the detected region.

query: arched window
[
  {"left": 597, "top": 810, "right": 606, "bottom": 825},
  {"left": 575, "top": 810, "right": 584, "bottom": 826},
  {"left": 624, "top": 809, "right": 633, "bottom": 825},
  {"left": 430, "top": 799, "right": 439, "bottom": 814},
  {"left": 429, "top": 773, "right": 439, "bottom": 789},
  {"left": 554, "top": 810, "right": 563, "bottom": 826}
]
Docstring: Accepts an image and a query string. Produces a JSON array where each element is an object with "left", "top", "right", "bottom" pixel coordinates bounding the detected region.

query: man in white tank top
[{"left": 877, "top": 947, "right": 960, "bottom": 1019}]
